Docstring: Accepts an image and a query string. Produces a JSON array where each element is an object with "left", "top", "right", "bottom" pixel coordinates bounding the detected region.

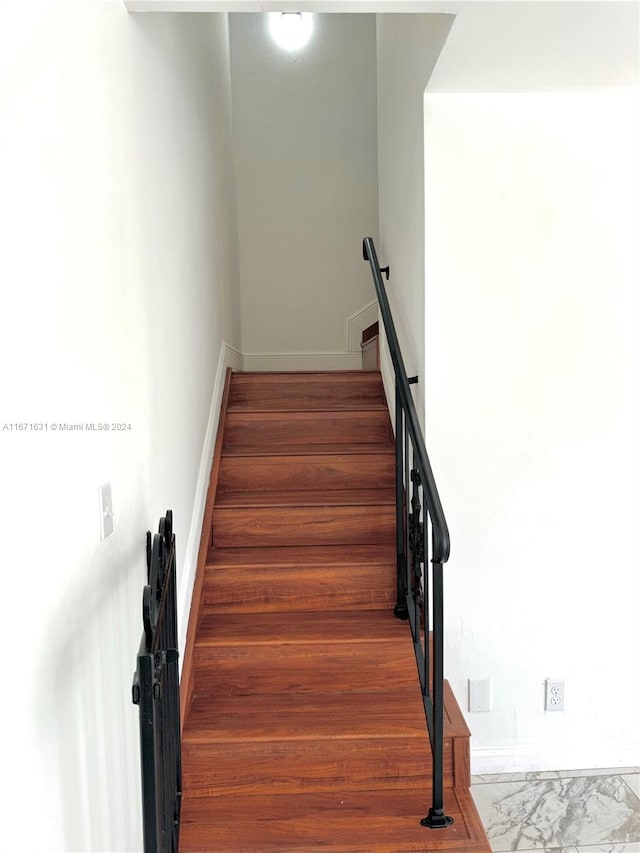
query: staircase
[{"left": 179, "top": 371, "right": 490, "bottom": 852}]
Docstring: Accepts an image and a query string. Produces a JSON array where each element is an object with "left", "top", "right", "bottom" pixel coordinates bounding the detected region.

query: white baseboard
[
  {"left": 243, "top": 351, "right": 362, "bottom": 372},
  {"left": 177, "top": 341, "right": 241, "bottom": 665},
  {"left": 346, "top": 300, "right": 378, "bottom": 352},
  {"left": 471, "top": 742, "right": 640, "bottom": 776}
]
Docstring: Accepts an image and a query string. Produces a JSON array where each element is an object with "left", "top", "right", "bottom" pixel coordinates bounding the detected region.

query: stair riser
[
  {"left": 212, "top": 506, "right": 395, "bottom": 548},
  {"left": 182, "top": 738, "right": 455, "bottom": 797},
  {"left": 203, "top": 565, "right": 397, "bottom": 614},
  {"left": 229, "top": 374, "right": 386, "bottom": 410},
  {"left": 223, "top": 411, "right": 393, "bottom": 449},
  {"left": 218, "top": 455, "right": 394, "bottom": 493},
  {"left": 194, "top": 642, "right": 414, "bottom": 695}
]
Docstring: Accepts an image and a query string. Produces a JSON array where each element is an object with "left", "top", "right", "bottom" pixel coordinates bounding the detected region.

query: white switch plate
[
  {"left": 469, "top": 678, "right": 491, "bottom": 712},
  {"left": 99, "top": 483, "right": 114, "bottom": 540}
]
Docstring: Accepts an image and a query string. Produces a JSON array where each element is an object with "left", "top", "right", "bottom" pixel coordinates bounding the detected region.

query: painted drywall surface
[
  {"left": 375, "top": 13, "right": 454, "bottom": 421},
  {"left": 0, "top": 6, "right": 239, "bottom": 851},
  {"left": 427, "top": 1, "right": 639, "bottom": 93},
  {"left": 230, "top": 13, "right": 379, "bottom": 363},
  {"left": 424, "top": 92, "right": 640, "bottom": 772}
]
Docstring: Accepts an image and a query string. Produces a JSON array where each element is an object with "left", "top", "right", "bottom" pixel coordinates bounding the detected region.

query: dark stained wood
[
  {"left": 194, "top": 609, "right": 411, "bottom": 647},
  {"left": 218, "top": 453, "right": 394, "bottom": 493},
  {"left": 215, "top": 487, "right": 395, "bottom": 508},
  {"left": 229, "top": 370, "right": 386, "bottom": 411},
  {"left": 223, "top": 441, "right": 395, "bottom": 457},
  {"left": 212, "top": 504, "right": 395, "bottom": 548},
  {"left": 179, "top": 367, "right": 233, "bottom": 729},
  {"left": 180, "top": 787, "right": 490, "bottom": 852},
  {"left": 361, "top": 321, "right": 380, "bottom": 344},
  {"left": 223, "top": 410, "right": 393, "bottom": 449}
]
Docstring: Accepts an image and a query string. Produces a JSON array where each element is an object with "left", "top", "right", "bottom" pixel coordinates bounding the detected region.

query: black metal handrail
[
  {"left": 363, "top": 236, "right": 453, "bottom": 830},
  {"left": 132, "top": 510, "right": 182, "bottom": 852}
]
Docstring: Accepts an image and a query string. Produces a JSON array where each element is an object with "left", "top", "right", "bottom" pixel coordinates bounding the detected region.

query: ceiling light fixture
[{"left": 268, "top": 12, "right": 314, "bottom": 52}]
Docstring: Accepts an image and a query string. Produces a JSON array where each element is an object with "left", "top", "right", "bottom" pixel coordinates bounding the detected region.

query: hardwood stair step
[
  {"left": 222, "top": 442, "right": 394, "bottom": 457},
  {"left": 207, "top": 543, "right": 397, "bottom": 569},
  {"left": 193, "top": 611, "right": 416, "bottom": 695},
  {"left": 218, "top": 453, "right": 394, "bottom": 493},
  {"left": 194, "top": 610, "right": 408, "bottom": 646},
  {"left": 182, "top": 682, "right": 471, "bottom": 797},
  {"left": 223, "top": 410, "right": 394, "bottom": 449},
  {"left": 179, "top": 787, "right": 491, "bottom": 852},
  {"left": 229, "top": 370, "right": 386, "bottom": 411},
  {"left": 181, "top": 738, "right": 432, "bottom": 797},
  {"left": 183, "top": 689, "right": 428, "bottom": 743},
  {"left": 203, "top": 544, "right": 396, "bottom": 613},
  {"left": 182, "top": 689, "right": 434, "bottom": 795},
  {"left": 212, "top": 504, "right": 395, "bottom": 548},
  {"left": 215, "top": 487, "right": 394, "bottom": 508}
]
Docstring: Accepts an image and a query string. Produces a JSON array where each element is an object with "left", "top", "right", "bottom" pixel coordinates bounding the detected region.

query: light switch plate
[
  {"left": 469, "top": 678, "right": 492, "bottom": 712},
  {"left": 99, "top": 483, "right": 114, "bottom": 540}
]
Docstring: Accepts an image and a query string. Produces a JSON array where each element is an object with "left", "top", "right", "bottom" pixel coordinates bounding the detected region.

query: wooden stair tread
[
  {"left": 183, "top": 689, "right": 427, "bottom": 742},
  {"left": 179, "top": 786, "right": 490, "bottom": 852},
  {"left": 203, "top": 545, "right": 397, "bottom": 614},
  {"left": 194, "top": 609, "right": 408, "bottom": 647},
  {"left": 184, "top": 682, "right": 468, "bottom": 743},
  {"left": 206, "top": 543, "right": 396, "bottom": 569},
  {"left": 228, "top": 401, "right": 388, "bottom": 412},
  {"left": 218, "top": 453, "right": 394, "bottom": 493},
  {"left": 215, "top": 487, "right": 395, "bottom": 508},
  {"left": 211, "top": 504, "right": 395, "bottom": 548},
  {"left": 232, "top": 370, "right": 383, "bottom": 378},
  {"left": 222, "top": 442, "right": 394, "bottom": 457},
  {"left": 229, "top": 372, "right": 386, "bottom": 411},
  {"left": 223, "top": 411, "right": 393, "bottom": 449}
]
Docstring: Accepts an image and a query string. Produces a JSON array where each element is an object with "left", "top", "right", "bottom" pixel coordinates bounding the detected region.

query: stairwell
[{"left": 179, "top": 370, "right": 490, "bottom": 852}]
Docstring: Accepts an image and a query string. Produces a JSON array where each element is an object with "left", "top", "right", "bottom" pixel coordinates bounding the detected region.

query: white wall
[
  {"left": 375, "top": 13, "right": 453, "bottom": 417},
  {"left": 425, "top": 91, "right": 640, "bottom": 774},
  {"left": 420, "top": 3, "right": 640, "bottom": 773},
  {"left": 230, "top": 13, "right": 379, "bottom": 369},
  {"left": 376, "top": 2, "right": 640, "bottom": 774},
  {"left": 426, "top": 1, "right": 639, "bottom": 93},
  {"left": 0, "top": 5, "right": 239, "bottom": 850}
]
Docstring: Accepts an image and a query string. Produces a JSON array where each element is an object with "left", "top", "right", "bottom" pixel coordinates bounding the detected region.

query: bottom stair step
[{"left": 179, "top": 786, "right": 490, "bottom": 852}]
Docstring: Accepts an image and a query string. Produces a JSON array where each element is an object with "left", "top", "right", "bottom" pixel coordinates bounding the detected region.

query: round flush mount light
[{"left": 268, "top": 12, "right": 314, "bottom": 52}]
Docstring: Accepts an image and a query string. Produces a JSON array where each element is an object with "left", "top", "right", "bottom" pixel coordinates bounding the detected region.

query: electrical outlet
[{"left": 545, "top": 679, "right": 565, "bottom": 711}]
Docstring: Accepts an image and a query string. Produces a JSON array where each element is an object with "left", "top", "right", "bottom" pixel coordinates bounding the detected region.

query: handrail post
[
  {"left": 394, "top": 380, "right": 409, "bottom": 620},
  {"left": 421, "top": 559, "right": 453, "bottom": 829}
]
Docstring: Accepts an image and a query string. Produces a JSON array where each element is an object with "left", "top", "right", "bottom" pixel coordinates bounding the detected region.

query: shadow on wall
[{"left": 35, "top": 527, "right": 147, "bottom": 851}]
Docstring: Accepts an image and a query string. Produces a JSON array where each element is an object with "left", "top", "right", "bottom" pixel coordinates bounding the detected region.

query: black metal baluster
[
  {"left": 423, "top": 508, "right": 430, "bottom": 702},
  {"left": 421, "top": 555, "right": 453, "bottom": 829},
  {"left": 405, "top": 429, "right": 411, "bottom": 616},
  {"left": 395, "top": 382, "right": 408, "bottom": 620},
  {"left": 409, "top": 467, "right": 422, "bottom": 632}
]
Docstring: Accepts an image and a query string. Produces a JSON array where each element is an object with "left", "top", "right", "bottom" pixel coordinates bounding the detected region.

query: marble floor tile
[
  {"left": 472, "top": 775, "right": 640, "bottom": 851},
  {"left": 473, "top": 769, "right": 640, "bottom": 786},
  {"left": 575, "top": 845, "right": 640, "bottom": 852},
  {"left": 509, "top": 848, "right": 578, "bottom": 852},
  {"left": 622, "top": 776, "right": 640, "bottom": 800}
]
